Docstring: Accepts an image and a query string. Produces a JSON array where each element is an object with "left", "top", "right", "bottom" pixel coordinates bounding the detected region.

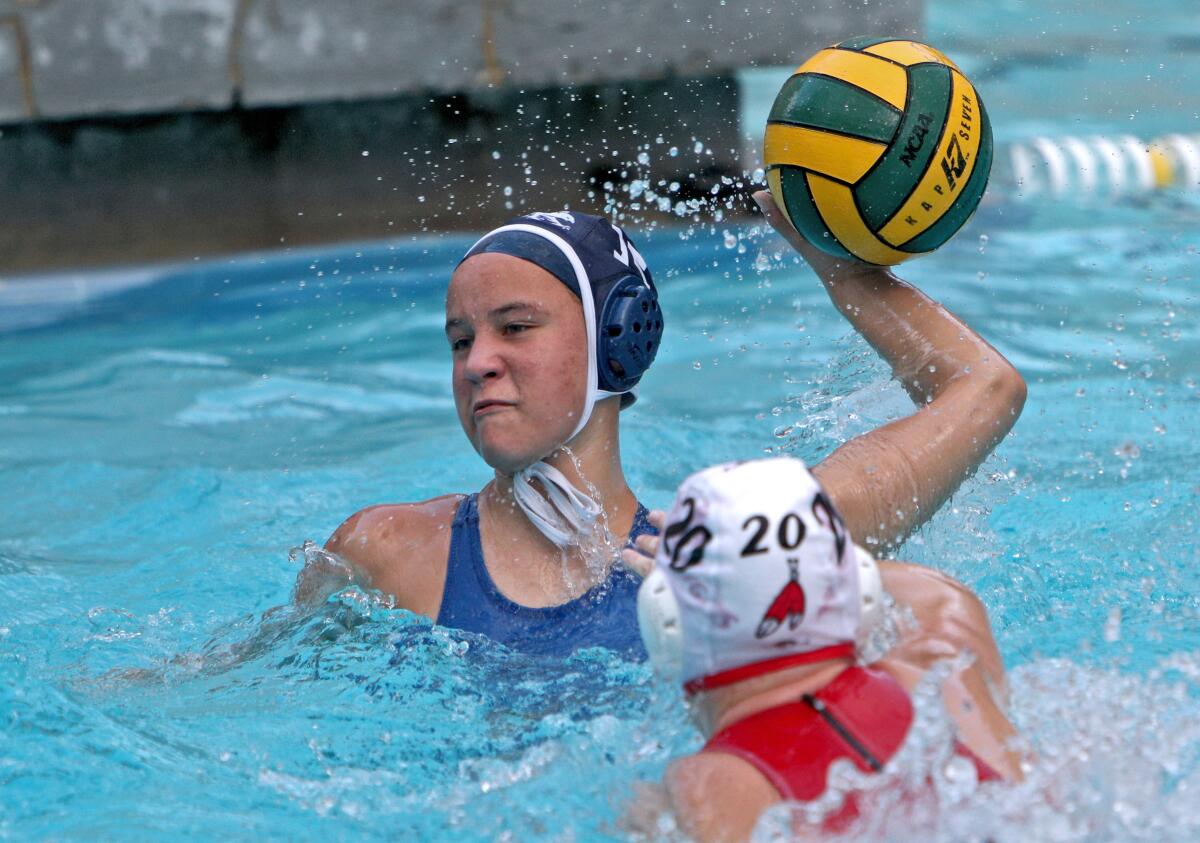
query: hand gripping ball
[{"left": 764, "top": 37, "right": 993, "bottom": 265}]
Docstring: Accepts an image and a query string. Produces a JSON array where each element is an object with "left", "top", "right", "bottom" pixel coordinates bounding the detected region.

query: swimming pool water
[
  {"left": 3, "top": 188, "right": 1197, "bottom": 840},
  {"left": 3, "top": 3, "right": 1200, "bottom": 839}
]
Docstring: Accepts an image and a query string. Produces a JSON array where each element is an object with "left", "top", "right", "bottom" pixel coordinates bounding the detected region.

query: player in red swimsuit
[{"left": 627, "top": 458, "right": 1023, "bottom": 842}]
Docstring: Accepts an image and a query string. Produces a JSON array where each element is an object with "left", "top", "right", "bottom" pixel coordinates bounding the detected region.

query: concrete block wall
[
  {"left": 0, "top": 0, "right": 920, "bottom": 123},
  {"left": 236, "top": 0, "right": 485, "bottom": 107},
  {"left": 0, "top": 0, "right": 235, "bottom": 122}
]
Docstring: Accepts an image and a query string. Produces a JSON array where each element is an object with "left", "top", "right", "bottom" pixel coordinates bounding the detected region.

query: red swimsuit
[{"left": 702, "top": 667, "right": 999, "bottom": 831}]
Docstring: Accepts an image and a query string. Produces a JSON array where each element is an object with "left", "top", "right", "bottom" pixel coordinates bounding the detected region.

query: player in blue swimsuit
[
  {"left": 315, "top": 211, "right": 664, "bottom": 656},
  {"left": 311, "top": 193, "right": 1027, "bottom": 664}
]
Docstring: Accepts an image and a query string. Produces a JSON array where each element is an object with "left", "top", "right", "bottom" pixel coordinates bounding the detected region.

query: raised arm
[{"left": 753, "top": 191, "right": 1026, "bottom": 553}]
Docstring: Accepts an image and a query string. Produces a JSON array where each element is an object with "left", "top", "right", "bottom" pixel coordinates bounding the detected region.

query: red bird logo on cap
[{"left": 756, "top": 558, "right": 806, "bottom": 638}]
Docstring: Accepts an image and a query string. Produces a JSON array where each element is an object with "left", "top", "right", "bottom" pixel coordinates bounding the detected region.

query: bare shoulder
[
  {"left": 877, "top": 560, "right": 990, "bottom": 621},
  {"left": 325, "top": 494, "right": 465, "bottom": 617},
  {"left": 327, "top": 494, "right": 464, "bottom": 557},
  {"left": 875, "top": 559, "right": 1007, "bottom": 691},
  {"left": 666, "top": 752, "right": 779, "bottom": 843}
]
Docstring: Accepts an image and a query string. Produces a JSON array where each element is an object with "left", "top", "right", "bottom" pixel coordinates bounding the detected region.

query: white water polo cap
[
  {"left": 460, "top": 211, "right": 663, "bottom": 547},
  {"left": 637, "top": 458, "right": 884, "bottom": 693}
]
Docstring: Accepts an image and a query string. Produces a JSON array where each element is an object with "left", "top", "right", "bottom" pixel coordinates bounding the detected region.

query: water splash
[{"left": 744, "top": 657, "right": 1200, "bottom": 842}]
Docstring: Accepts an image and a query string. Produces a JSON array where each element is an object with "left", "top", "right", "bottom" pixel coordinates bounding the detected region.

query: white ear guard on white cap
[
  {"left": 637, "top": 567, "right": 684, "bottom": 679},
  {"left": 636, "top": 457, "right": 886, "bottom": 689},
  {"left": 855, "top": 544, "right": 884, "bottom": 652}
]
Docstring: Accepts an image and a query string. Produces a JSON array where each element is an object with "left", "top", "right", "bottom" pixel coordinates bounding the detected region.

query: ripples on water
[
  {"left": 2, "top": 190, "right": 1197, "bottom": 840},
  {"left": 6, "top": 580, "right": 1200, "bottom": 841}
]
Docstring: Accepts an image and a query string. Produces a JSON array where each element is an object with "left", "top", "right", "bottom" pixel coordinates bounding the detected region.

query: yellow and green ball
[{"left": 764, "top": 37, "right": 992, "bottom": 265}]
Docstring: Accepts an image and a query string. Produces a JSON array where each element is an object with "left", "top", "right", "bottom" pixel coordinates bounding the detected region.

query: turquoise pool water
[
  {"left": 3, "top": 3, "right": 1200, "bottom": 840},
  {"left": 3, "top": 194, "right": 1197, "bottom": 840}
]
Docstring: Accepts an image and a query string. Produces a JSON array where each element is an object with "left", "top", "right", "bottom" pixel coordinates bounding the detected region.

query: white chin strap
[
  {"left": 469, "top": 223, "right": 630, "bottom": 547},
  {"left": 511, "top": 460, "right": 604, "bottom": 547},
  {"left": 510, "top": 385, "right": 627, "bottom": 547}
]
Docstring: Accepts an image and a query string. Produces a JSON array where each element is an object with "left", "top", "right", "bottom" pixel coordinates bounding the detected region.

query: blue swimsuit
[{"left": 436, "top": 493, "right": 656, "bottom": 658}]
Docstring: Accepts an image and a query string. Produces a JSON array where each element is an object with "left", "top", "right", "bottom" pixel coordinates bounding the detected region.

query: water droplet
[
  {"left": 1103, "top": 608, "right": 1121, "bottom": 642},
  {"left": 1114, "top": 442, "right": 1140, "bottom": 460}
]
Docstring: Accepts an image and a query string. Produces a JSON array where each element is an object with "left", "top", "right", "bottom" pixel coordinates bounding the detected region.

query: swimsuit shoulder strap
[
  {"left": 435, "top": 493, "right": 486, "bottom": 627},
  {"left": 628, "top": 502, "right": 655, "bottom": 543}
]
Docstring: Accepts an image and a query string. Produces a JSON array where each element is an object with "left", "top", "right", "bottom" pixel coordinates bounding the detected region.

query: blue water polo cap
[{"left": 461, "top": 211, "right": 664, "bottom": 418}]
